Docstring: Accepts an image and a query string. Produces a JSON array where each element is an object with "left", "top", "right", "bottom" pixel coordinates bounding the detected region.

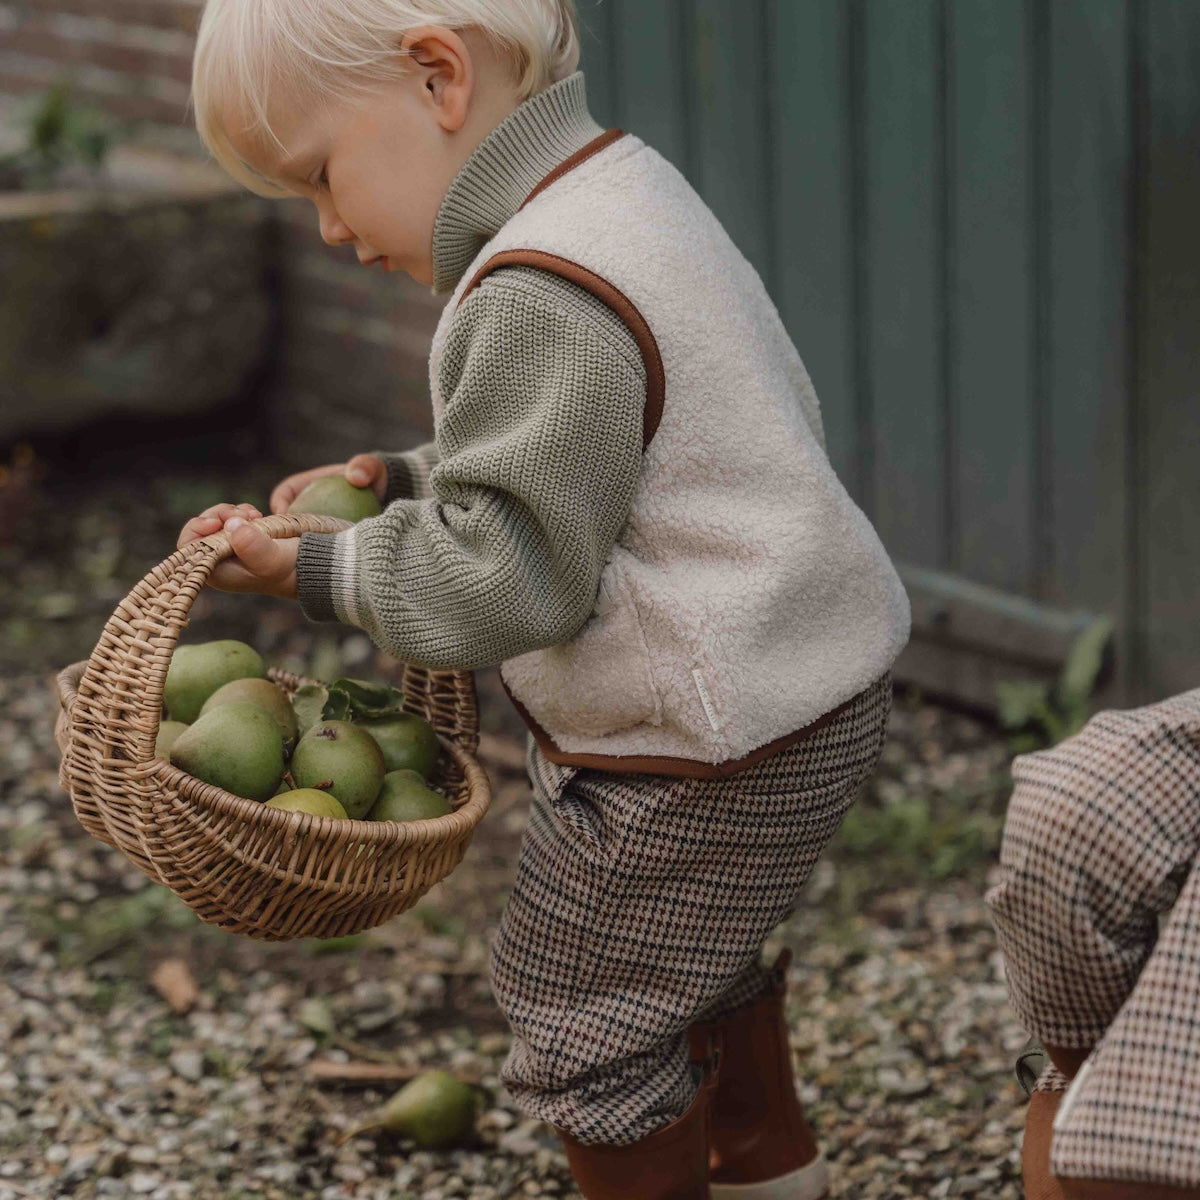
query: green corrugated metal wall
[{"left": 577, "top": 0, "right": 1200, "bottom": 710}]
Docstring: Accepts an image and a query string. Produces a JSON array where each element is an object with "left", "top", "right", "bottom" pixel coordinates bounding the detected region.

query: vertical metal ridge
[
  {"left": 761, "top": 0, "right": 780, "bottom": 304},
  {"left": 678, "top": 0, "right": 698, "bottom": 187},
  {"left": 849, "top": 0, "right": 872, "bottom": 515},
  {"left": 1126, "top": 0, "right": 1146, "bottom": 700},
  {"left": 1032, "top": 0, "right": 1051, "bottom": 602},
  {"left": 939, "top": 0, "right": 956, "bottom": 573}
]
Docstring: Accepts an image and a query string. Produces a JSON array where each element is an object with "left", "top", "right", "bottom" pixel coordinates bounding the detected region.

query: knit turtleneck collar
[{"left": 430, "top": 71, "right": 605, "bottom": 296}]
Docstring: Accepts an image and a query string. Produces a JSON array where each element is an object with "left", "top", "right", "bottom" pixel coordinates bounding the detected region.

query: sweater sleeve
[
  {"left": 294, "top": 266, "right": 648, "bottom": 670},
  {"left": 372, "top": 441, "right": 441, "bottom": 502}
]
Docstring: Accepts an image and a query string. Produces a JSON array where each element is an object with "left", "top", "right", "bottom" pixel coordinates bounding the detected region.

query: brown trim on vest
[
  {"left": 499, "top": 674, "right": 871, "bottom": 779},
  {"left": 519, "top": 128, "right": 627, "bottom": 211},
  {"left": 459, "top": 249, "right": 665, "bottom": 450}
]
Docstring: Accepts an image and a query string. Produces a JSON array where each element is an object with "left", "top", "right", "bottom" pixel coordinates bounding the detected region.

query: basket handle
[{"left": 71, "top": 513, "right": 352, "bottom": 769}]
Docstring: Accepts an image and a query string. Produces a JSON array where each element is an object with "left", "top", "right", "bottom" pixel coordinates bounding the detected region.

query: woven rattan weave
[{"left": 54, "top": 512, "right": 491, "bottom": 941}]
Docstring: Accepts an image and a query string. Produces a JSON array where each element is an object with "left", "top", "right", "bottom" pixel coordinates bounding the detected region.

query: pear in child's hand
[{"left": 289, "top": 476, "right": 381, "bottom": 522}]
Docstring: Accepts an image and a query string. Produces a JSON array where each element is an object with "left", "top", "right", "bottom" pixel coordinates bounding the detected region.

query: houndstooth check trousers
[
  {"left": 487, "top": 672, "right": 893, "bottom": 1146},
  {"left": 985, "top": 688, "right": 1200, "bottom": 1189}
]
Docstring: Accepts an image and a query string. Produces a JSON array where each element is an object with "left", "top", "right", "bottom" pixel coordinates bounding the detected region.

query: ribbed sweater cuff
[
  {"left": 296, "top": 530, "right": 356, "bottom": 625},
  {"left": 376, "top": 452, "right": 416, "bottom": 505}
]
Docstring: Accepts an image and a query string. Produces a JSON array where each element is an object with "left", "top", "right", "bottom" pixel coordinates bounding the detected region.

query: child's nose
[{"left": 317, "top": 205, "right": 354, "bottom": 247}]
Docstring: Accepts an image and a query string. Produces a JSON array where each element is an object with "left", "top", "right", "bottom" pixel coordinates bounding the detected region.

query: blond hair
[{"left": 191, "top": 0, "right": 581, "bottom": 197}]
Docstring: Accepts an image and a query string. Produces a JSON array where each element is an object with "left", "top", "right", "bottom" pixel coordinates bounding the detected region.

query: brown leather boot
[
  {"left": 1023, "top": 1090, "right": 1069, "bottom": 1200},
  {"left": 689, "top": 949, "right": 831, "bottom": 1199},
  {"left": 556, "top": 1058, "right": 717, "bottom": 1199},
  {"left": 1024, "top": 1087, "right": 1200, "bottom": 1199}
]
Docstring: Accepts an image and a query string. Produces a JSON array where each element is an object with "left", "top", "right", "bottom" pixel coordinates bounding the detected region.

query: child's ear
[{"left": 398, "top": 25, "right": 472, "bottom": 133}]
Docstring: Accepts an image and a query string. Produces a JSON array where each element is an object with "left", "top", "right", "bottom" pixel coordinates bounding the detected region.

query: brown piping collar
[
  {"left": 520, "top": 128, "right": 627, "bottom": 211},
  {"left": 500, "top": 674, "right": 868, "bottom": 779}
]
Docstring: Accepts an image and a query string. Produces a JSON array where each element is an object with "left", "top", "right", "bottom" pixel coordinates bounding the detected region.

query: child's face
[{"left": 226, "top": 26, "right": 520, "bottom": 286}]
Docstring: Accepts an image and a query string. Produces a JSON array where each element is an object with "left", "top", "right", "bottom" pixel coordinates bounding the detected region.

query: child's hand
[
  {"left": 177, "top": 503, "right": 299, "bottom": 599},
  {"left": 269, "top": 454, "right": 387, "bottom": 515}
]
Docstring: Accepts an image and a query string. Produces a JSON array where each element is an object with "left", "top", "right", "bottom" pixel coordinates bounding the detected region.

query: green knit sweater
[{"left": 295, "top": 74, "right": 648, "bottom": 668}]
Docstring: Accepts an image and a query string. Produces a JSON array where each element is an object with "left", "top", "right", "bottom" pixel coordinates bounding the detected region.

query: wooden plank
[
  {"left": 863, "top": 0, "right": 945, "bottom": 566},
  {"left": 607, "top": 0, "right": 689, "bottom": 170},
  {"left": 1141, "top": 0, "right": 1200, "bottom": 699},
  {"left": 1044, "top": 0, "right": 1133, "bottom": 696},
  {"left": 947, "top": 0, "right": 1036, "bottom": 593},
  {"left": 899, "top": 563, "right": 1103, "bottom": 671},
  {"left": 686, "top": 1, "right": 773, "bottom": 282},
  {"left": 767, "top": 0, "right": 859, "bottom": 493},
  {"left": 575, "top": 0, "right": 618, "bottom": 127},
  {"left": 893, "top": 562, "right": 1112, "bottom": 717}
]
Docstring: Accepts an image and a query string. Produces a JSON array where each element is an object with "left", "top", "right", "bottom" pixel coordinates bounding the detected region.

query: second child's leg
[
  {"left": 985, "top": 701, "right": 1200, "bottom": 1194},
  {"left": 489, "top": 674, "right": 892, "bottom": 1198}
]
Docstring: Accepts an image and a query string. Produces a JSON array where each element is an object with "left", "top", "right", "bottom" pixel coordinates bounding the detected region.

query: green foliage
[
  {"left": 0, "top": 82, "right": 118, "bottom": 191},
  {"left": 828, "top": 776, "right": 1009, "bottom": 914},
  {"left": 995, "top": 615, "right": 1114, "bottom": 753}
]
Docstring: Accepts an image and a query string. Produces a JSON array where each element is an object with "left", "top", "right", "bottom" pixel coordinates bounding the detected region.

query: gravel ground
[{"left": 0, "top": 420, "right": 1034, "bottom": 1198}]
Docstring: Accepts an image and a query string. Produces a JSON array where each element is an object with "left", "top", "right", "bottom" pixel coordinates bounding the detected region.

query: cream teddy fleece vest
[{"left": 429, "top": 130, "right": 911, "bottom": 777}]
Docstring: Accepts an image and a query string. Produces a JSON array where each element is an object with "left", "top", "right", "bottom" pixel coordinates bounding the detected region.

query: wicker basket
[{"left": 54, "top": 512, "right": 491, "bottom": 941}]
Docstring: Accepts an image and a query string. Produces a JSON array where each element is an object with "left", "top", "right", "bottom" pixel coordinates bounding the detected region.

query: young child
[
  {"left": 985, "top": 689, "right": 1200, "bottom": 1199},
  {"left": 179, "top": 2, "right": 911, "bottom": 1195}
]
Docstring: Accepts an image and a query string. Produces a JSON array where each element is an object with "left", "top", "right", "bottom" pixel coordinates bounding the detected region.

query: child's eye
[{"left": 313, "top": 166, "right": 329, "bottom": 191}]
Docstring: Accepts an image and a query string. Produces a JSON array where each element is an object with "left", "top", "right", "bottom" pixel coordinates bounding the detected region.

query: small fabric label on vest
[{"left": 692, "top": 669, "right": 721, "bottom": 732}]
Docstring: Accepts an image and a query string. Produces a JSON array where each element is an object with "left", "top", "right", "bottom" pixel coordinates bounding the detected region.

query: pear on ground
[
  {"left": 169, "top": 700, "right": 284, "bottom": 802},
  {"left": 164, "top": 640, "right": 267, "bottom": 724},
  {"left": 290, "top": 720, "right": 384, "bottom": 819},
  {"left": 289, "top": 476, "right": 381, "bottom": 523},
  {"left": 200, "top": 677, "right": 299, "bottom": 752},
  {"left": 154, "top": 720, "right": 189, "bottom": 759},
  {"left": 368, "top": 770, "right": 451, "bottom": 823},
  {"left": 265, "top": 788, "right": 348, "bottom": 819},
  {"left": 340, "top": 1070, "right": 478, "bottom": 1150},
  {"left": 359, "top": 713, "right": 441, "bottom": 778}
]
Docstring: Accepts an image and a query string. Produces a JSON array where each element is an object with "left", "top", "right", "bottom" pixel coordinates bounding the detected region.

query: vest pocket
[{"left": 501, "top": 568, "right": 663, "bottom": 739}]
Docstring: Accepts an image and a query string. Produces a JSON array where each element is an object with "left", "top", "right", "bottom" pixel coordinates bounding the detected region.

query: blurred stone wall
[{"left": 0, "top": 0, "right": 442, "bottom": 466}]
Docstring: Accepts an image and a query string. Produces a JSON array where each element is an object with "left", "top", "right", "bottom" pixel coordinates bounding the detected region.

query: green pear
[
  {"left": 164, "top": 640, "right": 267, "bottom": 724},
  {"left": 290, "top": 720, "right": 385, "bottom": 819},
  {"left": 265, "top": 788, "right": 349, "bottom": 819},
  {"left": 154, "top": 720, "right": 189, "bottom": 759},
  {"left": 289, "top": 476, "right": 382, "bottom": 523},
  {"left": 343, "top": 1070, "right": 478, "bottom": 1150},
  {"left": 200, "top": 677, "right": 299, "bottom": 752},
  {"left": 358, "top": 713, "right": 441, "bottom": 778},
  {"left": 169, "top": 701, "right": 284, "bottom": 802},
  {"left": 368, "top": 770, "right": 451, "bottom": 823}
]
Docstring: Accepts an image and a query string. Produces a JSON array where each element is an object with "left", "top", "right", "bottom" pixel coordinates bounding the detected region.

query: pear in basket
[
  {"left": 164, "top": 639, "right": 267, "bottom": 724},
  {"left": 368, "top": 770, "right": 451, "bottom": 822},
  {"left": 290, "top": 720, "right": 385, "bottom": 819},
  {"left": 265, "top": 788, "right": 349, "bottom": 819},
  {"left": 289, "top": 476, "right": 382, "bottom": 522},
  {"left": 199, "top": 677, "right": 299, "bottom": 753},
  {"left": 169, "top": 700, "right": 284, "bottom": 802},
  {"left": 154, "top": 720, "right": 189, "bottom": 759},
  {"left": 359, "top": 712, "right": 441, "bottom": 777}
]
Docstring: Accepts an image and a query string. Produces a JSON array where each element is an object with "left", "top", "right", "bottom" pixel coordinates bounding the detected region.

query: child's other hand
[
  {"left": 269, "top": 454, "right": 387, "bottom": 515},
  {"left": 177, "top": 503, "right": 299, "bottom": 599}
]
